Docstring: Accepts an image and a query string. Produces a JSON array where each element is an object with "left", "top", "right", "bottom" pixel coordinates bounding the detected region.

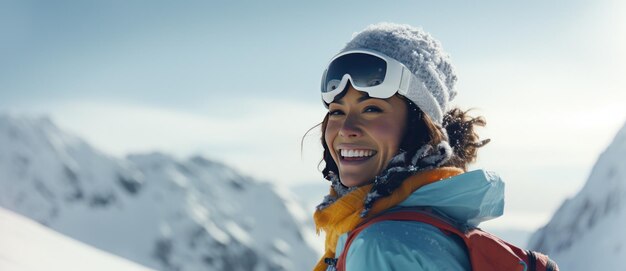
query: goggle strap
[{"left": 398, "top": 67, "right": 412, "bottom": 96}]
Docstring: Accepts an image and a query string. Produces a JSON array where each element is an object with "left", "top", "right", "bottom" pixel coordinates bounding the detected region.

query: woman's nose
[{"left": 339, "top": 114, "right": 362, "bottom": 138}]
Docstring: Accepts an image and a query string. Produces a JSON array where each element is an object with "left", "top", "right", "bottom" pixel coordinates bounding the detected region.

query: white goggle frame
[
  {"left": 319, "top": 49, "right": 444, "bottom": 125},
  {"left": 321, "top": 49, "right": 414, "bottom": 106}
]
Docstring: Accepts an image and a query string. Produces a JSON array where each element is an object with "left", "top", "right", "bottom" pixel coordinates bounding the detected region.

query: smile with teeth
[{"left": 340, "top": 149, "right": 377, "bottom": 159}]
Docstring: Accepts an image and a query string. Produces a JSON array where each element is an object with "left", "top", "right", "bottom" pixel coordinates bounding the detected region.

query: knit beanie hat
[{"left": 340, "top": 22, "right": 457, "bottom": 125}]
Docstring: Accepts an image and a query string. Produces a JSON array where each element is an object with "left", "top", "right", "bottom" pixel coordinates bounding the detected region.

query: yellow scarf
[{"left": 312, "top": 167, "right": 463, "bottom": 271}]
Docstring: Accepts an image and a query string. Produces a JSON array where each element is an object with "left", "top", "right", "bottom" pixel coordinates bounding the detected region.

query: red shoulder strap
[{"left": 336, "top": 210, "right": 534, "bottom": 271}]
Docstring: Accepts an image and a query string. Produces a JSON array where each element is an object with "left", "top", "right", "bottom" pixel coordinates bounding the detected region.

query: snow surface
[
  {"left": 0, "top": 114, "right": 317, "bottom": 271},
  {"left": 0, "top": 206, "right": 154, "bottom": 271},
  {"left": 528, "top": 121, "right": 626, "bottom": 270}
]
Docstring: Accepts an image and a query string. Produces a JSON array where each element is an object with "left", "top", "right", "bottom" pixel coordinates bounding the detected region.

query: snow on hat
[{"left": 340, "top": 22, "right": 457, "bottom": 125}]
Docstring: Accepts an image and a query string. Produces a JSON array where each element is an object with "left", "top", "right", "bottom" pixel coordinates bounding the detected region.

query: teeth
[{"left": 340, "top": 149, "right": 375, "bottom": 158}]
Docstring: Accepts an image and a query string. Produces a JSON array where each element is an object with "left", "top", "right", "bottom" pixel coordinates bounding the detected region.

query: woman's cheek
[
  {"left": 369, "top": 119, "right": 404, "bottom": 154},
  {"left": 371, "top": 121, "right": 397, "bottom": 139}
]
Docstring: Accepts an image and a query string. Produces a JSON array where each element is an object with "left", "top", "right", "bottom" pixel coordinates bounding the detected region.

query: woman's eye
[
  {"left": 363, "top": 106, "right": 382, "bottom": 113},
  {"left": 329, "top": 109, "right": 344, "bottom": 116}
]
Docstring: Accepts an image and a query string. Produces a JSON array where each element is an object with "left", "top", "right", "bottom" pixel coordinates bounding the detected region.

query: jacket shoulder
[{"left": 340, "top": 220, "right": 471, "bottom": 271}]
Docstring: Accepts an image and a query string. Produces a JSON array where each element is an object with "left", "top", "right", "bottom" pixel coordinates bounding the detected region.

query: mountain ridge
[
  {"left": 528, "top": 121, "right": 626, "bottom": 270},
  {"left": 0, "top": 114, "right": 317, "bottom": 271}
]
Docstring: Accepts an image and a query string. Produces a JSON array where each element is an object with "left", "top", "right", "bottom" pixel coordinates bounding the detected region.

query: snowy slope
[
  {"left": 528, "top": 121, "right": 626, "bottom": 270},
  {"left": 0, "top": 207, "right": 154, "bottom": 271},
  {"left": 0, "top": 114, "right": 317, "bottom": 271}
]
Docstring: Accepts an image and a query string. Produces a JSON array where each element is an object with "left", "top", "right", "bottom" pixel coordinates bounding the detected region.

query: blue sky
[
  {"left": 2, "top": 0, "right": 625, "bottom": 231},
  {"left": 1, "top": 0, "right": 605, "bottom": 108}
]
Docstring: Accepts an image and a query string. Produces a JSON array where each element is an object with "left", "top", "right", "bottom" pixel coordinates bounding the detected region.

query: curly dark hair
[{"left": 442, "top": 107, "right": 490, "bottom": 170}]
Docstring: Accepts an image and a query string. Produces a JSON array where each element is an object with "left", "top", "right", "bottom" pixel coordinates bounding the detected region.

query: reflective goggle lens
[{"left": 322, "top": 53, "right": 387, "bottom": 93}]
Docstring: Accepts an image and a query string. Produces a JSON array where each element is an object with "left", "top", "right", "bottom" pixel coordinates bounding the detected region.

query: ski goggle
[{"left": 320, "top": 49, "right": 415, "bottom": 106}]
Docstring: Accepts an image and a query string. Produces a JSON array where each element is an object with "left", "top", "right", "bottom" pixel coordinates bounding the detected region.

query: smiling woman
[
  {"left": 324, "top": 86, "right": 407, "bottom": 187},
  {"left": 311, "top": 23, "right": 559, "bottom": 271}
]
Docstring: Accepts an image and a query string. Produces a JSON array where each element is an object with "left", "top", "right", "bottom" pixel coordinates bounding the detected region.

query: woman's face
[{"left": 325, "top": 85, "right": 407, "bottom": 187}]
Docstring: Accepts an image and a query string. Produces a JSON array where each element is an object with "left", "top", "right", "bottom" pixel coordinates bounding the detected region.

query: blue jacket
[{"left": 331, "top": 169, "right": 505, "bottom": 271}]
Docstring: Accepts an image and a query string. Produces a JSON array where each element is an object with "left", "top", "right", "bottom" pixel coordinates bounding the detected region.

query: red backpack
[{"left": 333, "top": 208, "right": 559, "bottom": 271}]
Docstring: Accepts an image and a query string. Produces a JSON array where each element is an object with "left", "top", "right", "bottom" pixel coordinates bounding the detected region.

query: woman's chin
[{"left": 339, "top": 174, "right": 372, "bottom": 188}]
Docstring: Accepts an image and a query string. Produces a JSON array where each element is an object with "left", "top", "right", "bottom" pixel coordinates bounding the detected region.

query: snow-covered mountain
[
  {"left": 0, "top": 114, "right": 317, "bottom": 271},
  {"left": 528, "top": 121, "right": 626, "bottom": 270},
  {"left": 0, "top": 206, "right": 155, "bottom": 271}
]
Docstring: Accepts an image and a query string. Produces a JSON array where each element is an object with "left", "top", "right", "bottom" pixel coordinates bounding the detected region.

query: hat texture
[{"left": 341, "top": 22, "right": 457, "bottom": 124}]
